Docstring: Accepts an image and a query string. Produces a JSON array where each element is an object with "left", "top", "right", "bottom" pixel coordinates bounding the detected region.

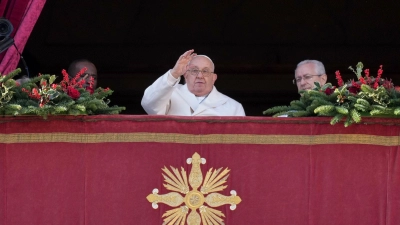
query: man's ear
[
  {"left": 320, "top": 74, "right": 327, "bottom": 85},
  {"left": 213, "top": 73, "right": 217, "bottom": 82}
]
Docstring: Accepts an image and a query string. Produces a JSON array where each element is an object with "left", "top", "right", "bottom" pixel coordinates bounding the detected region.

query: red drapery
[
  {"left": 0, "top": 115, "right": 399, "bottom": 225},
  {"left": 0, "top": 0, "right": 46, "bottom": 75}
]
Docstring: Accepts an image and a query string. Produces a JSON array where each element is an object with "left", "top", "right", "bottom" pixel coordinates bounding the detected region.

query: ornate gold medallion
[{"left": 146, "top": 152, "right": 241, "bottom": 225}]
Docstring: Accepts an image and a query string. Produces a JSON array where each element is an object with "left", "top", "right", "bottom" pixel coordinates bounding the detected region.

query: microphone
[{"left": 0, "top": 18, "right": 14, "bottom": 54}]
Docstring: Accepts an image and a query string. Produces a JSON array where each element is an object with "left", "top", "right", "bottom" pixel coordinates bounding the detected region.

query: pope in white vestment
[{"left": 141, "top": 50, "right": 245, "bottom": 116}]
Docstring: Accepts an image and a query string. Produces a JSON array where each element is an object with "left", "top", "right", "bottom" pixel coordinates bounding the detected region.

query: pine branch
[
  {"left": 330, "top": 114, "right": 344, "bottom": 125},
  {"left": 263, "top": 106, "right": 291, "bottom": 115}
]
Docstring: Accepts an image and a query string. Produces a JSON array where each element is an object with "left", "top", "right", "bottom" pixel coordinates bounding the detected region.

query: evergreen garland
[
  {"left": 263, "top": 62, "right": 400, "bottom": 127},
  {"left": 0, "top": 68, "right": 125, "bottom": 118}
]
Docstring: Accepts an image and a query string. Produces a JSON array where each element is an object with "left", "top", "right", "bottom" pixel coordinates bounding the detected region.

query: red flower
[
  {"left": 359, "top": 77, "right": 366, "bottom": 85},
  {"left": 349, "top": 80, "right": 361, "bottom": 94},
  {"left": 71, "top": 67, "right": 87, "bottom": 86},
  {"left": 351, "top": 80, "right": 360, "bottom": 88},
  {"left": 382, "top": 79, "right": 394, "bottom": 89},
  {"left": 364, "top": 69, "right": 370, "bottom": 77},
  {"left": 77, "top": 79, "right": 85, "bottom": 88},
  {"left": 30, "top": 88, "right": 41, "bottom": 100},
  {"left": 86, "top": 86, "right": 94, "bottom": 94},
  {"left": 324, "top": 87, "right": 335, "bottom": 95},
  {"left": 21, "top": 88, "right": 29, "bottom": 94},
  {"left": 349, "top": 86, "right": 360, "bottom": 94},
  {"left": 335, "top": 70, "right": 344, "bottom": 87},
  {"left": 373, "top": 65, "right": 383, "bottom": 89},
  {"left": 61, "top": 69, "right": 69, "bottom": 83},
  {"left": 364, "top": 69, "right": 372, "bottom": 84},
  {"left": 67, "top": 86, "right": 80, "bottom": 99},
  {"left": 395, "top": 86, "right": 400, "bottom": 92},
  {"left": 88, "top": 76, "right": 95, "bottom": 88},
  {"left": 51, "top": 84, "right": 57, "bottom": 89}
]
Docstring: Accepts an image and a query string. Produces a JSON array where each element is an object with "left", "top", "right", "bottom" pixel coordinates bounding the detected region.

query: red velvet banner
[{"left": 0, "top": 115, "right": 399, "bottom": 225}]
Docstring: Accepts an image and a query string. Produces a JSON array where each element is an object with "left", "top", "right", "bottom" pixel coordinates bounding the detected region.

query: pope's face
[{"left": 184, "top": 56, "right": 217, "bottom": 96}]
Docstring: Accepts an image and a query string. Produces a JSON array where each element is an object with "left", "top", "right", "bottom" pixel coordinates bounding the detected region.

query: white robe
[{"left": 141, "top": 71, "right": 245, "bottom": 116}]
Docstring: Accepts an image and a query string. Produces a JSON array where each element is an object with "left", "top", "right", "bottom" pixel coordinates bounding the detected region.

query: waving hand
[{"left": 170, "top": 49, "right": 197, "bottom": 78}]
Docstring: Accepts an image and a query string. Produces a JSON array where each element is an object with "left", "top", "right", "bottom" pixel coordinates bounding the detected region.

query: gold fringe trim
[{"left": 0, "top": 133, "right": 397, "bottom": 146}]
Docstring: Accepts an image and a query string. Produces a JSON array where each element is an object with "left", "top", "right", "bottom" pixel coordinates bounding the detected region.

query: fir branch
[
  {"left": 344, "top": 116, "right": 354, "bottom": 127},
  {"left": 356, "top": 98, "right": 371, "bottom": 108},
  {"left": 388, "top": 98, "right": 400, "bottom": 106},
  {"left": 314, "top": 105, "right": 335, "bottom": 115},
  {"left": 307, "top": 90, "right": 330, "bottom": 99},
  {"left": 310, "top": 97, "right": 334, "bottom": 106},
  {"left": 263, "top": 106, "right": 291, "bottom": 115},
  {"left": 289, "top": 110, "right": 310, "bottom": 117},
  {"left": 330, "top": 114, "right": 344, "bottom": 125},
  {"left": 394, "top": 107, "right": 400, "bottom": 115},
  {"left": 360, "top": 84, "right": 374, "bottom": 93},
  {"left": 350, "top": 109, "right": 361, "bottom": 123},
  {"left": 290, "top": 100, "right": 306, "bottom": 110},
  {"left": 335, "top": 106, "right": 349, "bottom": 115},
  {"left": 306, "top": 104, "right": 319, "bottom": 115},
  {"left": 272, "top": 111, "right": 292, "bottom": 117},
  {"left": 354, "top": 104, "right": 368, "bottom": 112}
]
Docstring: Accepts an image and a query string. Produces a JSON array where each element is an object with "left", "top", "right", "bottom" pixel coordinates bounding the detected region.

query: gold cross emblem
[{"left": 146, "top": 152, "right": 242, "bottom": 225}]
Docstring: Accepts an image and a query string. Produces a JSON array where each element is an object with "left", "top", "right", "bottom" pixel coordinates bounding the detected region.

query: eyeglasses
[
  {"left": 83, "top": 73, "right": 97, "bottom": 79},
  {"left": 293, "top": 74, "right": 322, "bottom": 84},
  {"left": 186, "top": 69, "right": 214, "bottom": 77}
]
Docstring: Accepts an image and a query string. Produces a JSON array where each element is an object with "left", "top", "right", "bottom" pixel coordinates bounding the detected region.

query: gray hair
[
  {"left": 295, "top": 60, "right": 326, "bottom": 75},
  {"left": 15, "top": 75, "right": 31, "bottom": 85}
]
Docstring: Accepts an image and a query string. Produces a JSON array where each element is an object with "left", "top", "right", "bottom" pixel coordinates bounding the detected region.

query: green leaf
[
  {"left": 321, "top": 83, "right": 333, "bottom": 91},
  {"left": 49, "top": 75, "right": 56, "bottom": 84},
  {"left": 356, "top": 62, "right": 363, "bottom": 79}
]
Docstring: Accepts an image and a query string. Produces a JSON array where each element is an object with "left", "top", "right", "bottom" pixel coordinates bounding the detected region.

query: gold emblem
[{"left": 146, "top": 152, "right": 241, "bottom": 225}]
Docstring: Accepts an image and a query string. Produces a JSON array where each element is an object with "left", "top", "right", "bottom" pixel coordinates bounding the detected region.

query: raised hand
[{"left": 170, "top": 49, "right": 197, "bottom": 78}]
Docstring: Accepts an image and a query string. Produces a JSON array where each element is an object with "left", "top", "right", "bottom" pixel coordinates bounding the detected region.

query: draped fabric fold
[{"left": 0, "top": 0, "right": 46, "bottom": 75}]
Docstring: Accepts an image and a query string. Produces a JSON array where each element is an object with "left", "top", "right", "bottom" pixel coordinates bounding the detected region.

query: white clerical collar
[
  {"left": 196, "top": 96, "right": 206, "bottom": 103},
  {"left": 195, "top": 93, "right": 210, "bottom": 104}
]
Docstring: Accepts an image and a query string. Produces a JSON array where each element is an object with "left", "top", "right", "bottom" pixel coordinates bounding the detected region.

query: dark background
[{"left": 21, "top": 0, "right": 400, "bottom": 115}]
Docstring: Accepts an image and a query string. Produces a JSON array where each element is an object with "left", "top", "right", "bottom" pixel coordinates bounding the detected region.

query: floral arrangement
[
  {"left": 0, "top": 68, "right": 125, "bottom": 118},
  {"left": 263, "top": 62, "right": 400, "bottom": 127}
]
